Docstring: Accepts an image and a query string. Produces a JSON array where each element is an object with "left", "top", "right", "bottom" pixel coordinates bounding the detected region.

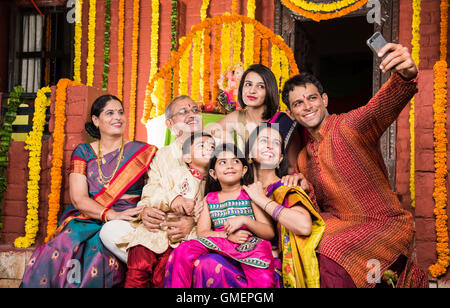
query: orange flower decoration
[
  {"left": 141, "top": 14, "right": 299, "bottom": 124},
  {"left": 45, "top": 79, "right": 82, "bottom": 242},
  {"left": 428, "top": 0, "right": 449, "bottom": 279}
]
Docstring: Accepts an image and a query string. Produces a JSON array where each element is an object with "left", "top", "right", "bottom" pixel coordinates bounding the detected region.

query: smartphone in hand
[{"left": 366, "top": 31, "right": 389, "bottom": 58}]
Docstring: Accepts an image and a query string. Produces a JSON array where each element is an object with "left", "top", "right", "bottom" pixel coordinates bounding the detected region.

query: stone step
[{"left": 0, "top": 245, "right": 35, "bottom": 288}]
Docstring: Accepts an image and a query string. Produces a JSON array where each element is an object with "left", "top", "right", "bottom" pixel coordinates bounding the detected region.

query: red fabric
[
  {"left": 318, "top": 254, "right": 356, "bottom": 288},
  {"left": 298, "top": 73, "right": 427, "bottom": 288},
  {"left": 124, "top": 245, "right": 173, "bottom": 288}
]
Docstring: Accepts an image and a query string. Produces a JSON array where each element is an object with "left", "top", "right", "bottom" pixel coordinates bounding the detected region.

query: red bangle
[{"left": 101, "top": 208, "right": 111, "bottom": 222}]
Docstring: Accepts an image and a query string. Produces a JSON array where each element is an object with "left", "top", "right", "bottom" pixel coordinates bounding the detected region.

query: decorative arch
[{"left": 141, "top": 14, "right": 299, "bottom": 124}]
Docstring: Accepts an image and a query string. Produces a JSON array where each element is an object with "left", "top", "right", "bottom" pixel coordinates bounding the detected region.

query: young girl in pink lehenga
[{"left": 165, "top": 143, "right": 276, "bottom": 288}]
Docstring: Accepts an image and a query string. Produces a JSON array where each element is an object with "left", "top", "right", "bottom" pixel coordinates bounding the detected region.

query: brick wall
[{"left": 396, "top": 0, "right": 450, "bottom": 281}]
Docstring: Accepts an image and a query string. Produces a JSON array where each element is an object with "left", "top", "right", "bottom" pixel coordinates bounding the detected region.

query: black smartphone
[{"left": 366, "top": 31, "right": 389, "bottom": 57}]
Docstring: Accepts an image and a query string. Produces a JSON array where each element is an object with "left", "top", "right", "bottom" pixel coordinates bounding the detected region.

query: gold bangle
[{"left": 100, "top": 208, "right": 110, "bottom": 223}]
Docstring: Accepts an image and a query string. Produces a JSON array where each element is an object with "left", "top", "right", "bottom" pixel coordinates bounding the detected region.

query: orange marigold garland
[
  {"left": 280, "top": 0, "right": 369, "bottom": 22},
  {"left": 45, "top": 79, "right": 82, "bottom": 242},
  {"left": 428, "top": 0, "right": 449, "bottom": 279},
  {"left": 261, "top": 38, "right": 270, "bottom": 67},
  {"left": 141, "top": 15, "right": 299, "bottom": 123},
  {"left": 253, "top": 30, "right": 261, "bottom": 64}
]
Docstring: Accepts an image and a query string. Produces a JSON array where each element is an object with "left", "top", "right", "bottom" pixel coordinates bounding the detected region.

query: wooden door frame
[{"left": 274, "top": 0, "right": 400, "bottom": 190}]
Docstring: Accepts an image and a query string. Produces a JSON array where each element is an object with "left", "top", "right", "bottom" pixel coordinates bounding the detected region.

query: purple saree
[{"left": 20, "top": 141, "right": 156, "bottom": 288}]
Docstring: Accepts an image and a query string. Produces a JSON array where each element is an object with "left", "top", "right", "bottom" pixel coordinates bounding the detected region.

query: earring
[{"left": 248, "top": 158, "right": 253, "bottom": 164}]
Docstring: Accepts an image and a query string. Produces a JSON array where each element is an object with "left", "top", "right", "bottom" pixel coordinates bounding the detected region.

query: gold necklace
[{"left": 97, "top": 138, "right": 125, "bottom": 186}]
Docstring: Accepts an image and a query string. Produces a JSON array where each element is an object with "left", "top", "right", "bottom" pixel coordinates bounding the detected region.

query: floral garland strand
[
  {"left": 86, "top": 0, "right": 96, "bottom": 87},
  {"left": 117, "top": 0, "right": 125, "bottom": 100},
  {"left": 150, "top": 0, "right": 160, "bottom": 81},
  {"left": 45, "top": 79, "right": 82, "bottom": 242},
  {"left": 221, "top": 13, "right": 232, "bottom": 76},
  {"left": 73, "top": 0, "right": 82, "bottom": 83},
  {"left": 178, "top": 37, "right": 190, "bottom": 96},
  {"left": 102, "top": 0, "right": 111, "bottom": 91},
  {"left": 202, "top": 29, "right": 211, "bottom": 104},
  {"left": 280, "top": 0, "right": 368, "bottom": 22},
  {"left": 200, "top": 0, "right": 209, "bottom": 21},
  {"left": 253, "top": 30, "right": 261, "bottom": 64},
  {"left": 428, "top": 0, "right": 449, "bottom": 279},
  {"left": 232, "top": 0, "right": 238, "bottom": 15},
  {"left": 152, "top": 78, "right": 165, "bottom": 119},
  {"left": 13, "top": 86, "right": 51, "bottom": 248},
  {"left": 232, "top": 20, "right": 242, "bottom": 65},
  {"left": 261, "top": 38, "right": 270, "bottom": 67},
  {"left": 128, "top": 0, "right": 140, "bottom": 141},
  {"left": 409, "top": 0, "right": 421, "bottom": 208},
  {"left": 171, "top": 0, "right": 178, "bottom": 51},
  {"left": 280, "top": 51, "right": 290, "bottom": 111},
  {"left": 191, "top": 31, "right": 202, "bottom": 102},
  {"left": 170, "top": 0, "right": 178, "bottom": 99},
  {"left": 0, "top": 86, "right": 24, "bottom": 230},
  {"left": 271, "top": 41, "right": 282, "bottom": 104},
  {"left": 243, "top": 0, "right": 256, "bottom": 69},
  {"left": 145, "top": 0, "right": 160, "bottom": 119}
]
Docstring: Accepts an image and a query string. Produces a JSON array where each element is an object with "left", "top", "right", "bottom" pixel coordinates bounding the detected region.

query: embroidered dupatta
[{"left": 266, "top": 181, "right": 325, "bottom": 288}]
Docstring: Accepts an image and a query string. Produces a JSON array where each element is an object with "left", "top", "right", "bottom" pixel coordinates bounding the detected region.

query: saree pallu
[
  {"left": 21, "top": 141, "right": 156, "bottom": 288},
  {"left": 266, "top": 181, "right": 325, "bottom": 288}
]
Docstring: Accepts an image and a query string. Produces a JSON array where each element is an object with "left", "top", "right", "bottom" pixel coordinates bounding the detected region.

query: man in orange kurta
[{"left": 282, "top": 43, "right": 427, "bottom": 288}]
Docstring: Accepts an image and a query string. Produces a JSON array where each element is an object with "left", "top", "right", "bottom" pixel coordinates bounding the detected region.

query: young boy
[{"left": 117, "top": 132, "right": 215, "bottom": 288}]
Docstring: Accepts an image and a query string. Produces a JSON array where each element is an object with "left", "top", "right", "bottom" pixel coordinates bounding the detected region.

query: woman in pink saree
[{"left": 165, "top": 143, "right": 276, "bottom": 288}]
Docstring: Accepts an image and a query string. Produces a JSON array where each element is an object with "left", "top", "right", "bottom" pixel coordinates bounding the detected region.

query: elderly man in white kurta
[{"left": 99, "top": 96, "right": 203, "bottom": 264}]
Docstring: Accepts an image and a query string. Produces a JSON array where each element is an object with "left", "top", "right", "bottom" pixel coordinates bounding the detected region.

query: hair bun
[{"left": 85, "top": 122, "right": 101, "bottom": 139}]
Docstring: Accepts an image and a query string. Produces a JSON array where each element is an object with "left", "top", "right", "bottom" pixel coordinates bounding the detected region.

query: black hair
[
  {"left": 85, "top": 94, "right": 123, "bottom": 139},
  {"left": 182, "top": 131, "right": 214, "bottom": 155},
  {"left": 204, "top": 143, "right": 254, "bottom": 196},
  {"left": 245, "top": 122, "right": 289, "bottom": 178},
  {"left": 281, "top": 72, "right": 325, "bottom": 111},
  {"left": 237, "top": 64, "right": 279, "bottom": 120}
]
